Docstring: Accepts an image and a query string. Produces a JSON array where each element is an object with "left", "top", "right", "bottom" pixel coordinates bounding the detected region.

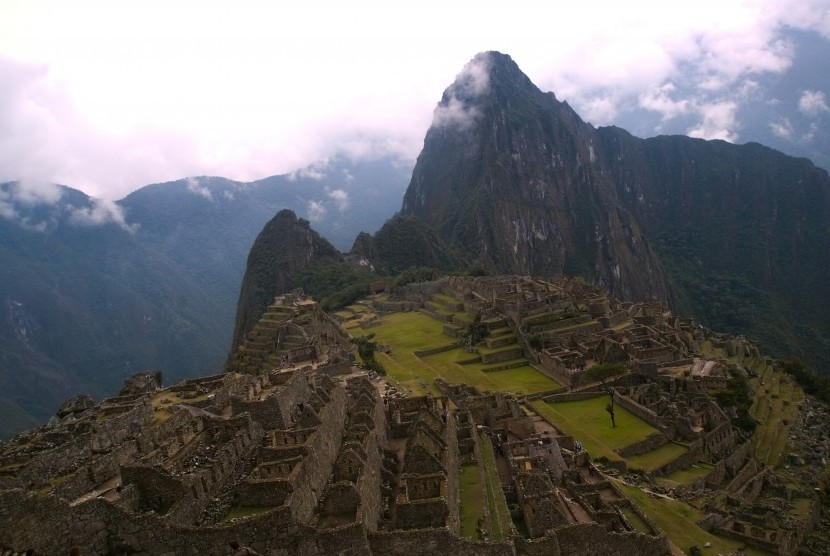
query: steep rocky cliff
[
  {"left": 349, "top": 214, "right": 465, "bottom": 275},
  {"left": 401, "top": 51, "right": 670, "bottom": 303},
  {"left": 401, "top": 51, "right": 830, "bottom": 372},
  {"left": 229, "top": 209, "right": 341, "bottom": 356},
  {"left": 598, "top": 128, "right": 830, "bottom": 370}
]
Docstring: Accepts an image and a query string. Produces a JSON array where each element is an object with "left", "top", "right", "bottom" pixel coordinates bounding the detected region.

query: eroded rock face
[
  {"left": 56, "top": 394, "right": 95, "bottom": 418},
  {"left": 400, "top": 51, "right": 670, "bottom": 304},
  {"left": 229, "top": 210, "right": 341, "bottom": 358},
  {"left": 119, "top": 371, "right": 163, "bottom": 396}
]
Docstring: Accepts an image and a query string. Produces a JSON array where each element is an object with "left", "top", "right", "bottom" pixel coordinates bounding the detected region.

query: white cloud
[
  {"left": 639, "top": 83, "right": 692, "bottom": 121},
  {"left": 431, "top": 54, "right": 491, "bottom": 130},
  {"left": 688, "top": 102, "right": 740, "bottom": 142},
  {"left": 0, "top": 0, "right": 828, "bottom": 201},
  {"left": 326, "top": 188, "right": 349, "bottom": 212},
  {"left": 288, "top": 162, "right": 329, "bottom": 182},
  {"left": 67, "top": 198, "right": 137, "bottom": 232},
  {"left": 798, "top": 90, "right": 829, "bottom": 117},
  {"left": 306, "top": 200, "right": 326, "bottom": 221},
  {"left": 185, "top": 177, "right": 213, "bottom": 201},
  {"left": 0, "top": 181, "right": 61, "bottom": 231},
  {"left": 769, "top": 118, "right": 795, "bottom": 140}
]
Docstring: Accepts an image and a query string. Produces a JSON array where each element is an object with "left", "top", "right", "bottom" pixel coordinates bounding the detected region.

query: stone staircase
[{"left": 232, "top": 305, "right": 298, "bottom": 374}]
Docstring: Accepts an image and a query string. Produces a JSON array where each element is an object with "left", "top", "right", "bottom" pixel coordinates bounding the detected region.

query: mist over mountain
[
  {"left": 401, "top": 52, "right": 670, "bottom": 303},
  {"left": 609, "top": 28, "right": 830, "bottom": 173},
  {"left": 4, "top": 48, "right": 830, "bottom": 441},
  {"left": 0, "top": 155, "right": 409, "bottom": 438},
  {"left": 399, "top": 51, "right": 830, "bottom": 374}
]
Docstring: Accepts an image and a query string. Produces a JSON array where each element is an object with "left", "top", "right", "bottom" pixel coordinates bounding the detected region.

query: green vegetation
[
  {"left": 392, "top": 266, "right": 443, "bottom": 288},
  {"left": 459, "top": 465, "right": 485, "bottom": 538},
  {"left": 584, "top": 363, "right": 627, "bottom": 383},
  {"left": 459, "top": 312, "right": 489, "bottom": 348},
  {"left": 531, "top": 398, "right": 661, "bottom": 463},
  {"left": 615, "top": 481, "right": 769, "bottom": 556},
  {"left": 713, "top": 374, "right": 757, "bottom": 433},
  {"left": 778, "top": 356, "right": 830, "bottom": 404},
  {"left": 221, "top": 506, "right": 275, "bottom": 522},
  {"left": 364, "top": 214, "right": 466, "bottom": 275},
  {"left": 479, "top": 433, "right": 512, "bottom": 540},
  {"left": 295, "top": 259, "right": 376, "bottom": 311},
  {"left": 350, "top": 333, "right": 384, "bottom": 374},
  {"left": 366, "top": 311, "right": 559, "bottom": 395}
]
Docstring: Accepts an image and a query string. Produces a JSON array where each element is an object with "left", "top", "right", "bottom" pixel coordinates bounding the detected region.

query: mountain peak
[{"left": 430, "top": 52, "right": 549, "bottom": 133}]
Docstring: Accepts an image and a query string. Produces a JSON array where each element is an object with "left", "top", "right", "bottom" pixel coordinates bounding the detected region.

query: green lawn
[
  {"left": 479, "top": 433, "right": 512, "bottom": 540},
  {"left": 620, "top": 506, "right": 653, "bottom": 534},
  {"left": 459, "top": 465, "right": 485, "bottom": 538},
  {"left": 531, "top": 397, "right": 661, "bottom": 462},
  {"left": 656, "top": 463, "right": 714, "bottom": 489},
  {"left": 616, "top": 481, "right": 770, "bottom": 556},
  {"left": 364, "top": 311, "right": 559, "bottom": 395},
  {"left": 221, "top": 505, "right": 274, "bottom": 522},
  {"left": 626, "top": 442, "right": 689, "bottom": 472}
]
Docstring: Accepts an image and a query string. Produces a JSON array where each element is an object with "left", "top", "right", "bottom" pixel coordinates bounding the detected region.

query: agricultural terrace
[
  {"left": 616, "top": 481, "right": 770, "bottom": 556},
  {"left": 749, "top": 359, "right": 803, "bottom": 466},
  {"left": 344, "top": 307, "right": 560, "bottom": 398},
  {"left": 531, "top": 397, "right": 688, "bottom": 471}
]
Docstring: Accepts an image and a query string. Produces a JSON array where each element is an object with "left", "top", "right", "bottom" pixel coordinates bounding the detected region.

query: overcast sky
[{"left": 1, "top": 0, "right": 829, "bottom": 201}]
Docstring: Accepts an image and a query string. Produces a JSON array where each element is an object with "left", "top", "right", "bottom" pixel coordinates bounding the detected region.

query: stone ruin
[
  {"left": 227, "top": 290, "right": 351, "bottom": 375},
  {"left": 1, "top": 275, "right": 824, "bottom": 554},
  {"left": 0, "top": 284, "right": 672, "bottom": 555},
  {"left": 379, "top": 274, "right": 824, "bottom": 554}
]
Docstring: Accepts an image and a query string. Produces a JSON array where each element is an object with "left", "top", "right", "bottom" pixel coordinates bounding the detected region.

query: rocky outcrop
[
  {"left": 56, "top": 394, "right": 95, "bottom": 418},
  {"left": 119, "top": 371, "right": 163, "bottom": 396},
  {"left": 350, "top": 215, "right": 465, "bottom": 274},
  {"left": 229, "top": 210, "right": 341, "bottom": 357},
  {"left": 401, "top": 51, "right": 670, "bottom": 304},
  {"left": 401, "top": 51, "right": 830, "bottom": 370}
]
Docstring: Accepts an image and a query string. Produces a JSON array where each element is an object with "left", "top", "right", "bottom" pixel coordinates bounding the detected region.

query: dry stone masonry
[{"left": 0, "top": 278, "right": 825, "bottom": 554}]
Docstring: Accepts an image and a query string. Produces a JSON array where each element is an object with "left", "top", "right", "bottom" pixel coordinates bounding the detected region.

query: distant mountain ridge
[
  {"left": 399, "top": 51, "right": 830, "bottom": 374},
  {"left": 5, "top": 50, "right": 830, "bottom": 442},
  {"left": 0, "top": 155, "right": 410, "bottom": 437}
]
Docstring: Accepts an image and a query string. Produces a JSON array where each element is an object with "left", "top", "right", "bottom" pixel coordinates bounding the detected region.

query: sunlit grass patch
[
  {"left": 532, "top": 396, "right": 660, "bottom": 461},
  {"left": 459, "top": 465, "right": 485, "bottom": 538},
  {"left": 615, "top": 481, "right": 769, "bottom": 556},
  {"left": 626, "top": 442, "right": 688, "bottom": 472}
]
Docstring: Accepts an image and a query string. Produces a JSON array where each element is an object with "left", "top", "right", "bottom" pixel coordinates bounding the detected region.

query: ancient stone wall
[
  {"left": 17, "top": 398, "right": 154, "bottom": 486},
  {"left": 373, "top": 300, "right": 420, "bottom": 312},
  {"left": 445, "top": 406, "right": 461, "bottom": 535},
  {"left": 232, "top": 370, "right": 311, "bottom": 429},
  {"left": 395, "top": 499, "right": 449, "bottom": 529},
  {"left": 615, "top": 432, "right": 668, "bottom": 458},
  {"left": 413, "top": 344, "right": 459, "bottom": 357},
  {"left": 481, "top": 347, "right": 524, "bottom": 364},
  {"left": 317, "top": 361, "right": 352, "bottom": 376},
  {"left": 612, "top": 391, "right": 668, "bottom": 434},
  {"left": 651, "top": 446, "right": 699, "bottom": 477},
  {"left": 288, "top": 385, "right": 348, "bottom": 523},
  {"left": 0, "top": 488, "right": 377, "bottom": 556},
  {"left": 516, "top": 522, "right": 668, "bottom": 556},
  {"left": 367, "top": 528, "right": 512, "bottom": 555},
  {"left": 238, "top": 476, "right": 295, "bottom": 506}
]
